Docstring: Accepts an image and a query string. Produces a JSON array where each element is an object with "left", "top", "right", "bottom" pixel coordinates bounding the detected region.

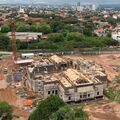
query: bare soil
[
  {"left": 0, "top": 54, "right": 120, "bottom": 119},
  {"left": 84, "top": 100, "right": 120, "bottom": 120},
  {"left": 0, "top": 56, "right": 30, "bottom": 119},
  {"left": 81, "top": 54, "right": 120, "bottom": 81},
  {"left": 68, "top": 54, "right": 120, "bottom": 81}
]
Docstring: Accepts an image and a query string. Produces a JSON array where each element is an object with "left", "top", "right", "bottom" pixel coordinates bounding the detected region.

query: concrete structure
[
  {"left": 26, "top": 55, "right": 107, "bottom": 102},
  {"left": 91, "top": 4, "right": 96, "bottom": 11},
  {"left": 15, "top": 59, "right": 34, "bottom": 65},
  {"left": 77, "top": 4, "right": 96, "bottom": 11},
  {"left": 19, "top": 6, "right": 25, "bottom": 14},
  {"left": 112, "top": 26, "right": 120, "bottom": 42},
  {"left": 112, "top": 32, "right": 120, "bottom": 42},
  {"left": 21, "top": 53, "right": 34, "bottom": 59},
  {"left": 76, "top": 6, "right": 83, "bottom": 12},
  {"left": 112, "top": 25, "right": 120, "bottom": 42},
  {"left": 8, "top": 32, "right": 42, "bottom": 42}
]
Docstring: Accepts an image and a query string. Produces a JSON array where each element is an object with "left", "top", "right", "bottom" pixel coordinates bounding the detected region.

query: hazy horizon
[{"left": 0, "top": 0, "right": 120, "bottom": 5}]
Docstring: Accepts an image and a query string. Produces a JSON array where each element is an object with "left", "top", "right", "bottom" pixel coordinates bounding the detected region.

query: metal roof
[
  {"left": 15, "top": 59, "right": 34, "bottom": 64},
  {"left": 21, "top": 53, "right": 34, "bottom": 57}
]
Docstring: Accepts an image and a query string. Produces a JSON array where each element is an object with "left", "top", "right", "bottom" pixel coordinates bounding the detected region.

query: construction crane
[
  {"left": 4, "top": 19, "right": 17, "bottom": 62},
  {"left": 2, "top": 19, "right": 18, "bottom": 82},
  {"left": 10, "top": 20, "right": 17, "bottom": 62},
  {"left": 7, "top": 19, "right": 18, "bottom": 82},
  {"left": 11, "top": 20, "right": 20, "bottom": 82}
]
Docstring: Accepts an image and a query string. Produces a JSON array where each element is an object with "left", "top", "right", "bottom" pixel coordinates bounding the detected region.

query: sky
[{"left": 0, "top": 0, "right": 120, "bottom": 5}]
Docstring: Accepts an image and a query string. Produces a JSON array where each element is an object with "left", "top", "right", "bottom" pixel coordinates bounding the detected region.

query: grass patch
[
  {"left": 115, "top": 76, "right": 120, "bottom": 84},
  {"left": 104, "top": 88, "right": 120, "bottom": 103}
]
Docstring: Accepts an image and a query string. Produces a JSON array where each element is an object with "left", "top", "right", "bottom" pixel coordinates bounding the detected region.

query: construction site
[
  {"left": 0, "top": 53, "right": 108, "bottom": 102},
  {"left": 24, "top": 54, "right": 107, "bottom": 102},
  {"left": 0, "top": 20, "right": 120, "bottom": 120},
  {"left": 1, "top": 52, "right": 120, "bottom": 119}
]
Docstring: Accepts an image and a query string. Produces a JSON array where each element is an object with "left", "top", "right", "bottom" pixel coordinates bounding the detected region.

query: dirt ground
[
  {"left": 84, "top": 100, "right": 120, "bottom": 120},
  {"left": 67, "top": 54, "right": 120, "bottom": 120},
  {"left": 81, "top": 54, "right": 120, "bottom": 81},
  {"left": 81, "top": 54, "right": 120, "bottom": 120},
  {"left": 0, "top": 86, "right": 30, "bottom": 119},
  {"left": 13, "top": 107, "right": 30, "bottom": 120},
  {"left": 0, "top": 56, "right": 30, "bottom": 119},
  {"left": 68, "top": 54, "right": 120, "bottom": 81},
  {"left": 0, "top": 54, "right": 120, "bottom": 119}
]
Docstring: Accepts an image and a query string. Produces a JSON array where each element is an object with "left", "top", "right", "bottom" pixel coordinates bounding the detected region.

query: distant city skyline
[{"left": 0, "top": 0, "right": 120, "bottom": 5}]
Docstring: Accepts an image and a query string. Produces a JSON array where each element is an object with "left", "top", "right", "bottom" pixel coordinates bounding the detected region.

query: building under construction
[{"left": 26, "top": 55, "right": 108, "bottom": 102}]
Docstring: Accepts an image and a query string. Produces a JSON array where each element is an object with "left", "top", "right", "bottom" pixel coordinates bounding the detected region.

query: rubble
[{"left": 113, "top": 65, "right": 120, "bottom": 72}]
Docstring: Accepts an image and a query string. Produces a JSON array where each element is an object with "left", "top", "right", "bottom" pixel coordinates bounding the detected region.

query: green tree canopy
[
  {"left": 101, "top": 37, "right": 118, "bottom": 46},
  {"left": 35, "top": 23, "right": 52, "bottom": 34},
  {"left": 1, "top": 24, "right": 10, "bottom": 33},
  {"left": 62, "top": 17, "right": 78, "bottom": 24},
  {"left": 66, "top": 32, "right": 84, "bottom": 42},
  {"left": 50, "top": 106, "right": 88, "bottom": 120},
  {"left": 48, "top": 33, "right": 64, "bottom": 43},
  {"left": 0, "top": 34, "right": 11, "bottom": 50},
  {"left": 16, "top": 23, "right": 30, "bottom": 32},
  {"left": 0, "top": 101, "right": 13, "bottom": 120},
  {"left": 29, "top": 96, "right": 65, "bottom": 120},
  {"left": 107, "top": 17, "right": 117, "bottom": 26},
  {"left": 30, "top": 24, "right": 37, "bottom": 32},
  {"left": 50, "top": 21, "right": 65, "bottom": 32},
  {"left": 83, "top": 28, "right": 93, "bottom": 36}
]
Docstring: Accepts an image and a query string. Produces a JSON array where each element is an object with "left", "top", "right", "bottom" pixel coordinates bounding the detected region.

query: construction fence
[{"left": 18, "top": 47, "right": 120, "bottom": 55}]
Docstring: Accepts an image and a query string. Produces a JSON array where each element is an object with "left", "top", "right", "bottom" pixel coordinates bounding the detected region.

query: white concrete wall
[
  {"left": 58, "top": 84, "right": 104, "bottom": 102},
  {"left": 76, "top": 85, "right": 95, "bottom": 101},
  {"left": 44, "top": 82, "right": 59, "bottom": 99},
  {"left": 28, "top": 75, "right": 104, "bottom": 102},
  {"left": 94, "top": 84, "right": 104, "bottom": 97}
]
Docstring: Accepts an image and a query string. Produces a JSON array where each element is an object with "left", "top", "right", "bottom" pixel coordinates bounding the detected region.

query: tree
[
  {"left": 107, "top": 33, "right": 112, "bottom": 37},
  {"left": 0, "top": 101, "right": 13, "bottom": 120},
  {"left": 29, "top": 40, "right": 51, "bottom": 49},
  {"left": 48, "top": 33, "right": 64, "bottom": 43},
  {"left": 90, "top": 37, "right": 104, "bottom": 47},
  {"left": 83, "top": 28, "right": 93, "bottom": 36},
  {"left": 50, "top": 106, "right": 75, "bottom": 120},
  {"left": 0, "top": 34, "right": 11, "bottom": 50},
  {"left": 16, "top": 23, "right": 30, "bottom": 32},
  {"left": 29, "top": 96, "right": 65, "bottom": 120},
  {"left": 63, "top": 40, "right": 74, "bottom": 51},
  {"left": 1, "top": 24, "right": 10, "bottom": 33},
  {"left": 74, "top": 107, "right": 88, "bottom": 120},
  {"left": 35, "top": 23, "right": 52, "bottom": 34},
  {"left": 101, "top": 37, "right": 118, "bottom": 46},
  {"left": 16, "top": 39, "right": 22, "bottom": 50},
  {"left": 66, "top": 32, "right": 84, "bottom": 42},
  {"left": 50, "top": 21, "right": 65, "bottom": 32},
  {"left": 50, "top": 106, "right": 88, "bottom": 120},
  {"left": 107, "top": 17, "right": 117, "bottom": 26},
  {"left": 62, "top": 17, "right": 78, "bottom": 24},
  {"left": 18, "top": 42, "right": 28, "bottom": 49},
  {"left": 39, "top": 23, "right": 52, "bottom": 34},
  {"left": 30, "top": 24, "right": 37, "bottom": 32}
]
